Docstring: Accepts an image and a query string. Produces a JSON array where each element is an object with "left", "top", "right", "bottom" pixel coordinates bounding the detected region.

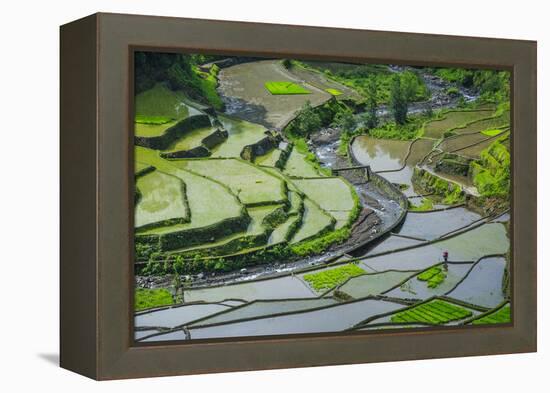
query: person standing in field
[{"left": 443, "top": 251, "right": 449, "bottom": 271}]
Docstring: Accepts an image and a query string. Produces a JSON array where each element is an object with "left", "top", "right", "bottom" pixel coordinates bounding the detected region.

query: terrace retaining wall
[{"left": 135, "top": 114, "right": 211, "bottom": 150}]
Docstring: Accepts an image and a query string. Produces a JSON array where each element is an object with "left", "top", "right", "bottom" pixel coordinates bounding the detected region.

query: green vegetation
[
  {"left": 332, "top": 107, "right": 358, "bottom": 156},
  {"left": 285, "top": 99, "right": 349, "bottom": 138},
  {"left": 413, "top": 168, "right": 466, "bottom": 205},
  {"left": 135, "top": 115, "right": 174, "bottom": 125},
  {"left": 265, "top": 81, "right": 311, "bottom": 95},
  {"left": 471, "top": 303, "right": 511, "bottom": 325},
  {"left": 168, "top": 204, "right": 281, "bottom": 258},
  {"left": 409, "top": 197, "right": 434, "bottom": 211},
  {"left": 135, "top": 288, "right": 174, "bottom": 311},
  {"left": 368, "top": 119, "right": 422, "bottom": 140},
  {"left": 291, "top": 227, "right": 350, "bottom": 256},
  {"left": 326, "top": 88, "right": 343, "bottom": 96},
  {"left": 390, "top": 299, "right": 473, "bottom": 324},
  {"left": 417, "top": 266, "right": 447, "bottom": 288},
  {"left": 470, "top": 136, "right": 510, "bottom": 198},
  {"left": 135, "top": 52, "right": 223, "bottom": 109},
  {"left": 363, "top": 76, "right": 379, "bottom": 129},
  {"left": 431, "top": 67, "right": 510, "bottom": 104},
  {"left": 481, "top": 128, "right": 505, "bottom": 137},
  {"left": 297, "top": 61, "right": 429, "bottom": 105},
  {"left": 303, "top": 263, "right": 365, "bottom": 292}
]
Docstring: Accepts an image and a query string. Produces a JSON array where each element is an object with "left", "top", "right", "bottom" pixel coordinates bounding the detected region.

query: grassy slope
[{"left": 135, "top": 170, "right": 190, "bottom": 228}]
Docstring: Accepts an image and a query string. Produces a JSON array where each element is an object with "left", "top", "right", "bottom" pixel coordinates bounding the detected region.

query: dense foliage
[
  {"left": 297, "top": 61, "right": 429, "bottom": 105},
  {"left": 135, "top": 52, "right": 223, "bottom": 109},
  {"left": 470, "top": 135, "right": 511, "bottom": 198},
  {"left": 430, "top": 67, "right": 510, "bottom": 104},
  {"left": 135, "top": 288, "right": 174, "bottom": 311}
]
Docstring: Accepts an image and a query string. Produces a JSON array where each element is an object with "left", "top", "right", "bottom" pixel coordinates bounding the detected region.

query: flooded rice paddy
[{"left": 135, "top": 59, "right": 510, "bottom": 342}]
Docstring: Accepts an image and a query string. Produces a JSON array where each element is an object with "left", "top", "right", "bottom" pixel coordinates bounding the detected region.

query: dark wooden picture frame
[{"left": 60, "top": 12, "right": 537, "bottom": 380}]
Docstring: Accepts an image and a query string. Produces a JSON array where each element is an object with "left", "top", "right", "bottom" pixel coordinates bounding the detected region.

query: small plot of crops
[
  {"left": 265, "top": 81, "right": 311, "bottom": 95},
  {"left": 303, "top": 263, "right": 365, "bottom": 292},
  {"left": 290, "top": 198, "right": 334, "bottom": 244},
  {"left": 417, "top": 266, "right": 447, "bottom": 288},
  {"left": 390, "top": 299, "right": 473, "bottom": 324},
  {"left": 481, "top": 128, "right": 506, "bottom": 137},
  {"left": 385, "top": 263, "right": 474, "bottom": 301},
  {"left": 178, "top": 158, "right": 287, "bottom": 206},
  {"left": 423, "top": 110, "right": 493, "bottom": 139},
  {"left": 470, "top": 303, "right": 511, "bottom": 325},
  {"left": 135, "top": 288, "right": 174, "bottom": 311},
  {"left": 135, "top": 171, "right": 190, "bottom": 229},
  {"left": 325, "top": 88, "right": 343, "bottom": 96},
  {"left": 284, "top": 147, "right": 320, "bottom": 177},
  {"left": 210, "top": 116, "right": 268, "bottom": 158}
]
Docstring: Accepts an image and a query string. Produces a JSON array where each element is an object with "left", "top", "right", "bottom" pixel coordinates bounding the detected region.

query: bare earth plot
[{"left": 217, "top": 59, "right": 331, "bottom": 129}]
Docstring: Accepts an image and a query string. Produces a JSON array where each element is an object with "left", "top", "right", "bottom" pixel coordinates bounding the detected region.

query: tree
[
  {"left": 332, "top": 107, "right": 356, "bottom": 133},
  {"left": 294, "top": 101, "right": 322, "bottom": 136},
  {"left": 390, "top": 75, "right": 408, "bottom": 125},
  {"left": 364, "top": 76, "right": 379, "bottom": 129}
]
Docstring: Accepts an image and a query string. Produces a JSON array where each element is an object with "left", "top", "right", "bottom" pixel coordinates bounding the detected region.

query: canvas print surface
[{"left": 133, "top": 53, "right": 511, "bottom": 342}]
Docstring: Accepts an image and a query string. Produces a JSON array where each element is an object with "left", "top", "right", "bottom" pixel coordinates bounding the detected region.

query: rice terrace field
[{"left": 133, "top": 52, "right": 512, "bottom": 342}]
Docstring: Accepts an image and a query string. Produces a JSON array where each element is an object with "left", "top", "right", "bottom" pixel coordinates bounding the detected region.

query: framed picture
[{"left": 60, "top": 13, "right": 537, "bottom": 380}]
